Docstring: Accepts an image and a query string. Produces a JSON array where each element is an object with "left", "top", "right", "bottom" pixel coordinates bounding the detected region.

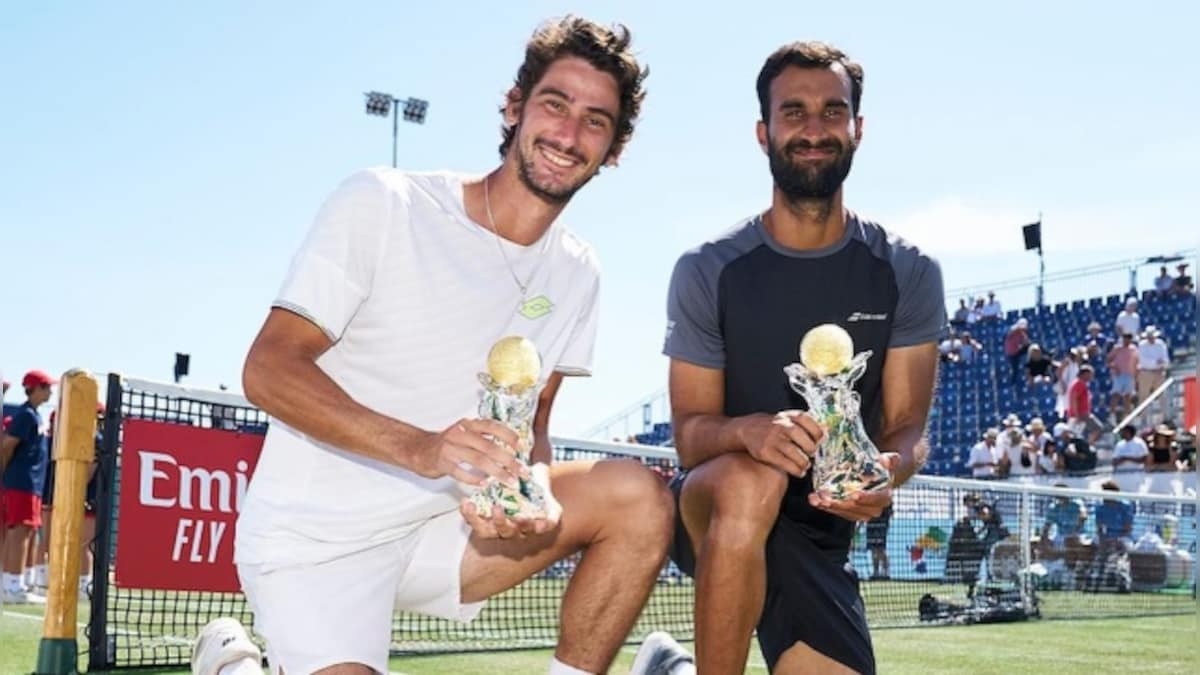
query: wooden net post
[{"left": 35, "top": 369, "right": 98, "bottom": 675}]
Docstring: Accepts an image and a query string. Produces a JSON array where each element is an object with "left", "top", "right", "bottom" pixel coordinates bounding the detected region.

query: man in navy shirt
[
  {"left": 661, "top": 42, "right": 943, "bottom": 675},
  {"left": 1, "top": 369, "right": 54, "bottom": 604}
]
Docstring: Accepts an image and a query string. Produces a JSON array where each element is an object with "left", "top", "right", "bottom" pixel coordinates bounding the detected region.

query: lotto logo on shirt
[{"left": 114, "top": 418, "right": 264, "bottom": 592}]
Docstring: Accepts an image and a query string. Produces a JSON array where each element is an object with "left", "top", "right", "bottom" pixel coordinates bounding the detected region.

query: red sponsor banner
[
  {"left": 1184, "top": 375, "right": 1197, "bottom": 434},
  {"left": 115, "top": 418, "right": 264, "bottom": 592}
]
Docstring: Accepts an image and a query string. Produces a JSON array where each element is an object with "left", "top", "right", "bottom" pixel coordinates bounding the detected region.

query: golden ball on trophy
[
  {"left": 799, "top": 323, "right": 854, "bottom": 376},
  {"left": 486, "top": 336, "right": 542, "bottom": 389}
]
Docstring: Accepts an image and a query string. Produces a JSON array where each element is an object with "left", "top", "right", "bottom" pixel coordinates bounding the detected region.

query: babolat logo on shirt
[
  {"left": 519, "top": 295, "right": 553, "bottom": 320},
  {"left": 847, "top": 311, "right": 888, "bottom": 322}
]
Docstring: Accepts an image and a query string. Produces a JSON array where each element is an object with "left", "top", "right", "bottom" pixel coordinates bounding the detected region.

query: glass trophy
[
  {"left": 783, "top": 324, "right": 891, "bottom": 500},
  {"left": 466, "top": 336, "right": 548, "bottom": 518}
]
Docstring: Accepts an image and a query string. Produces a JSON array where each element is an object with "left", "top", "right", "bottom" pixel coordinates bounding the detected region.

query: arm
[
  {"left": 669, "top": 359, "right": 819, "bottom": 477},
  {"left": 876, "top": 343, "right": 940, "bottom": 487},
  {"left": 528, "top": 373, "right": 564, "bottom": 466},
  {"left": 243, "top": 308, "right": 523, "bottom": 485},
  {"left": 0, "top": 434, "right": 18, "bottom": 471}
]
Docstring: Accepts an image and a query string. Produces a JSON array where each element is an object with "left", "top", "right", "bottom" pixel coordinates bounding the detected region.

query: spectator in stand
[
  {"left": 1154, "top": 266, "right": 1174, "bottom": 298},
  {"left": 1145, "top": 424, "right": 1177, "bottom": 471},
  {"left": 1026, "top": 417, "right": 1053, "bottom": 452},
  {"left": 1055, "top": 422, "right": 1096, "bottom": 473},
  {"left": 1136, "top": 327, "right": 1169, "bottom": 416},
  {"left": 938, "top": 329, "right": 961, "bottom": 363},
  {"left": 1010, "top": 439, "right": 1039, "bottom": 477},
  {"left": 1171, "top": 263, "right": 1193, "bottom": 297},
  {"left": 1035, "top": 438, "right": 1060, "bottom": 475},
  {"left": 967, "top": 428, "right": 1001, "bottom": 478},
  {"left": 1112, "top": 424, "right": 1149, "bottom": 472},
  {"left": 1004, "top": 318, "right": 1032, "bottom": 386},
  {"left": 1067, "top": 365, "right": 1103, "bottom": 444},
  {"left": 1082, "top": 321, "right": 1113, "bottom": 353},
  {"left": 1114, "top": 297, "right": 1140, "bottom": 338},
  {"left": 970, "top": 297, "right": 985, "bottom": 324},
  {"left": 994, "top": 415, "right": 1022, "bottom": 477},
  {"left": 980, "top": 291, "right": 1002, "bottom": 321},
  {"left": 1106, "top": 332, "right": 1139, "bottom": 422},
  {"left": 951, "top": 299, "right": 971, "bottom": 328},
  {"left": 958, "top": 331, "right": 983, "bottom": 364},
  {"left": 1024, "top": 344, "right": 1055, "bottom": 386},
  {"left": 1055, "top": 347, "right": 1083, "bottom": 416}
]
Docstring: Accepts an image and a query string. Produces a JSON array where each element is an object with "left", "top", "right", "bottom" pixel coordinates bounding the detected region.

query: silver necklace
[{"left": 483, "top": 175, "right": 540, "bottom": 298}]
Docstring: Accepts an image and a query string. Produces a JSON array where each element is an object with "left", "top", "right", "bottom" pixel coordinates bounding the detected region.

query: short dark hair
[
  {"left": 498, "top": 16, "right": 648, "bottom": 161},
  {"left": 1120, "top": 424, "right": 1137, "bottom": 436},
  {"left": 1101, "top": 479, "right": 1120, "bottom": 492},
  {"left": 756, "top": 41, "right": 863, "bottom": 122}
]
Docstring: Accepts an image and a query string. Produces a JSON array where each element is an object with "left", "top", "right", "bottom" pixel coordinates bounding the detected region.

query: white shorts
[{"left": 237, "top": 509, "right": 484, "bottom": 675}]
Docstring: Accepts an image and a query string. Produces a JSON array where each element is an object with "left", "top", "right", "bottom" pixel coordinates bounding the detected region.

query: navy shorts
[{"left": 669, "top": 470, "right": 875, "bottom": 674}]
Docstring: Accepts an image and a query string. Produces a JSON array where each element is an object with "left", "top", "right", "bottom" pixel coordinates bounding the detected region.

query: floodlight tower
[{"left": 363, "top": 91, "right": 429, "bottom": 167}]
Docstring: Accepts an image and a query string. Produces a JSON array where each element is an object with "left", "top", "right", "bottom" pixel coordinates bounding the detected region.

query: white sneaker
[
  {"left": 629, "top": 631, "right": 694, "bottom": 675},
  {"left": 2, "top": 588, "right": 48, "bottom": 605},
  {"left": 191, "top": 617, "right": 263, "bottom": 675}
]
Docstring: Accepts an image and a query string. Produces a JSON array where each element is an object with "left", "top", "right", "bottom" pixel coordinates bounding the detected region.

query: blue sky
[{"left": 2, "top": 1, "right": 1197, "bottom": 435}]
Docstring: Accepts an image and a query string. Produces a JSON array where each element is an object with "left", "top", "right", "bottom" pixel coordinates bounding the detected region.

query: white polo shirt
[
  {"left": 1137, "top": 339, "right": 1169, "bottom": 371},
  {"left": 1113, "top": 437, "right": 1150, "bottom": 471},
  {"left": 236, "top": 169, "right": 601, "bottom": 568}
]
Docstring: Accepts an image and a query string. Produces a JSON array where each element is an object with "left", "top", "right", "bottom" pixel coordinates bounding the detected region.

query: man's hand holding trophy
[
  {"left": 460, "top": 336, "right": 561, "bottom": 538},
  {"left": 785, "top": 324, "right": 897, "bottom": 520}
]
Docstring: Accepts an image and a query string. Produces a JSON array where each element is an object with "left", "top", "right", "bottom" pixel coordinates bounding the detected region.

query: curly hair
[
  {"left": 498, "top": 16, "right": 647, "bottom": 161},
  {"left": 756, "top": 41, "right": 863, "bottom": 122}
]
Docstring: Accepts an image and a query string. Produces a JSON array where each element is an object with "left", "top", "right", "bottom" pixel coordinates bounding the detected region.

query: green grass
[{"left": 4, "top": 606, "right": 1197, "bottom": 674}]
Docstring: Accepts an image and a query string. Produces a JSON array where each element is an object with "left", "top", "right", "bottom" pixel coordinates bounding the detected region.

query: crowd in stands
[{"left": 950, "top": 270, "right": 1196, "bottom": 478}]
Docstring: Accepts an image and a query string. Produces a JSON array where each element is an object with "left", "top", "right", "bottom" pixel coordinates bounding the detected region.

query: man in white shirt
[
  {"left": 1114, "top": 297, "right": 1140, "bottom": 338},
  {"left": 1136, "top": 327, "right": 1170, "bottom": 416},
  {"left": 967, "top": 429, "right": 1001, "bottom": 478},
  {"left": 980, "top": 290, "right": 1002, "bottom": 321},
  {"left": 1112, "top": 424, "right": 1150, "bottom": 472},
  {"left": 205, "top": 19, "right": 681, "bottom": 675}
]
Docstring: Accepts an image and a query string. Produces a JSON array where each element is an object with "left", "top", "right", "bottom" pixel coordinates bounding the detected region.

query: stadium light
[{"left": 363, "top": 90, "right": 429, "bottom": 167}]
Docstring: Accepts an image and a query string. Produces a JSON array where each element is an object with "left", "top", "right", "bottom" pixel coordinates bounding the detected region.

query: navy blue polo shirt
[
  {"left": 3, "top": 402, "right": 50, "bottom": 496},
  {"left": 664, "top": 212, "right": 946, "bottom": 554}
]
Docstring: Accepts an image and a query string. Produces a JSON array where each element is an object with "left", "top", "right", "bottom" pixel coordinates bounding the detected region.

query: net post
[
  {"left": 87, "top": 373, "right": 123, "bottom": 671},
  {"left": 35, "top": 369, "right": 99, "bottom": 675},
  {"left": 1019, "top": 485, "right": 1034, "bottom": 616}
]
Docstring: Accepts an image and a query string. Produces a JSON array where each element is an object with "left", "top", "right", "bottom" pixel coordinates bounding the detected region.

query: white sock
[
  {"left": 79, "top": 575, "right": 92, "bottom": 594},
  {"left": 217, "top": 657, "right": 262, "bottom": 675},
  {"left": 35, "top": 563, "right": 49, "bottom": 586},
  {"left": 548, "top": 657, "right": 593, "bottom": 675},
  {"left": 3, "top": 573, "right": 23, "bottom": 593},
  {"left": 669, "top": 663, "right": 697, "bottom": 675},
  {"left": 23, "top": 567, "right": 36, "bottom": 587}
]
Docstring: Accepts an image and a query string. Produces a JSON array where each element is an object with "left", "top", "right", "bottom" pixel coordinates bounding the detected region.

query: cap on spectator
[
  {"left": 1003, "top": 413, "right": 1022, "bottom": 427},
  {"left": 1079, "top": 364, "right": 1094, "bottom": 374},
  {"left": 1053, "top": 422, "right": 1071, "bottom": 436},
  {"left": 1026, "top": 417, "right": 1046, "bottom": 432},
  {"left": 984, "top": 428, "right": 999, "bottom": 439},
  {"left": 1125, "top": 297, "right": 1138, "bottom": 308},
  {"left": 1143, "top": 326, "right": 1160, "bottom": 338},
  {"left": 1015, "top": 318, "right": 1028, "bottom": 328},
  {"left": 22, "top": 370, "right": 54, "bottom": 389},
  {"left": 1087, "top": 321, "right": 1101, "bottom": 332}
]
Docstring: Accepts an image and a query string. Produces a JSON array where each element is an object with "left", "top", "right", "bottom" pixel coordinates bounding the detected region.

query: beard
[
  {"left": 767, "top": 134, "right": 856, "bottom": 201},
  {"left": 515, "top": 135, "right": 596, "bottom": 205}
]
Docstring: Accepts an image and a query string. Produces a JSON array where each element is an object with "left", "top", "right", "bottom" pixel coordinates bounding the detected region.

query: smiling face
[
  {"left": 504, "top": 57, "right": 621, "bottom": 204},
  {"left": 757, "top": 64, "right": 862, "bottom": 201}
]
